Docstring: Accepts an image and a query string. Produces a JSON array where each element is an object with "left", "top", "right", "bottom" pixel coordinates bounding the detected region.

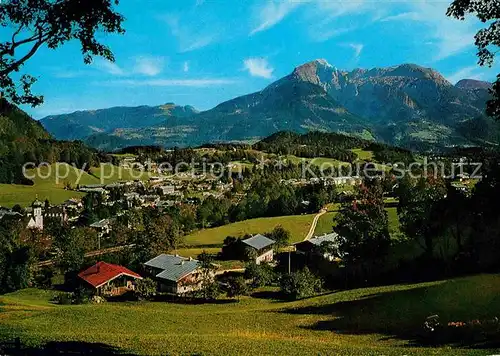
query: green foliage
[
  {"left": 398, "top": 176, "right": 448, "bottom": 258},
  {"left": 0, "top": 100, "right": 101, "bottom": 184},
  {"left": 244, "top": 262, "right": 276, "bottom": 288},
  {"left": 0, "top": 0, "right": 124, "bottom": 105},
  {"left": 134, "top": 278, "right": 157, "bottom": 301},
  {"left": 53, "top": 227, "right": 95, "bottom": 273},
  {"left": 267, "top": 225, "right": 291, "bottom": 249},
  {"left": 254, "top": 131, "right": 363, "bottom": 162},
  {"left": 447, "top": 0, "right": 499, "bottom": 121},
  {"left": 279, "top": 267, "right": 322, "bottom": 300},
  {"left": 226, "top": 275, "right": 249, "bottom": 299},
  {"left": 131, "top": 213, "right": 182, "bottom": 263},
  {"left": 33, "top": 266, "right": 54, "bottom": 289},
  {"left": 194, "top": 251, "right": 221, "bottom": 301},
  {"left": 53, "top": 292, "right": 72, "bottom": 305},
  {"left": 334, "top": 180, "right": 391, "bottom": 280},
  {"left": 0, "top": 220, "right": 35, "bottom": 293}
]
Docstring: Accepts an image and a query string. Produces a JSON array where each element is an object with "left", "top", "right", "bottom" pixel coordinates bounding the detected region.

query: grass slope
[
  {"left": 184, "top": 214, "right": 316, "bottom": 247},
  {"left": 0, "top": 163, "right": 150, "bottom": 208},
  {"left": 0, "top": 275, "right": 498, "bottom": 355},
  {"left": 313, "top": 206, "right": 401, "bottom": 239},
  {"left": 0, "top": 163, "right": 96, "bottom": 208}
]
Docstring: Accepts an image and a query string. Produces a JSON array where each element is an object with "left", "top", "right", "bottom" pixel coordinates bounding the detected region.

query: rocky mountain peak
[{"left": 455, "top": 79, "right": 492, "bottom": 90}]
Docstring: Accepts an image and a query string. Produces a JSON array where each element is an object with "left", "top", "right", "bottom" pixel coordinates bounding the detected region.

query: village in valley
[{"left": 1, "top": 0, "right": 500, "bottom": 354}]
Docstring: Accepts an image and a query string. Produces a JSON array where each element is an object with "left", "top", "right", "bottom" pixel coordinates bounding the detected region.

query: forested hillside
[
  {"left": 254, "top": 131, "right": 414, "bottom": 164},
  {"left": 0, "top": 100, "right": 100, "bottom": 184}
]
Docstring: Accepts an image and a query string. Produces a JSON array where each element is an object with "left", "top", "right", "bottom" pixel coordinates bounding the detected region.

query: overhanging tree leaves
[
  {"left": 0, "top": 0, "right": 125, "bottom": 106},
  {"left": 334, "top": 180, "right": 391, "bottom": 280},
  {"left": 447, "top": 0, "right": 500, "bottom": 120}
]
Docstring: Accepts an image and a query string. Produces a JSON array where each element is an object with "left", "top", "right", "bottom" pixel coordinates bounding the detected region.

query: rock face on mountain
[
  {"left": 455, "top": 79, "right": 493, "bottom": 90},
  {"left": 40, "top": 60, "right": 497, "bottom": 151}
]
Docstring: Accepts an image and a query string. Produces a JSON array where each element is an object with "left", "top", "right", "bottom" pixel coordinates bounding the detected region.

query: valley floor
[{"left": 0, "top": 274, "right": 499, "bottom": 355}]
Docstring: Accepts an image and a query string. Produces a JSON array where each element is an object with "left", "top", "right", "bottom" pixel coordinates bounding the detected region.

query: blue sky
[{"left": 20, "top": 0, "right": 500, "bottom": 119}]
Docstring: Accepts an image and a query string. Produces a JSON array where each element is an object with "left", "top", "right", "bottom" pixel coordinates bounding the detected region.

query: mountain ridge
[{"left": 39, "top": 59, "right": 497, "bottom": 151}]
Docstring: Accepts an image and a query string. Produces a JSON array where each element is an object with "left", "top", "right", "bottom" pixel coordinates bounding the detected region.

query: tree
[
  {"left": 279, "top": 267, "right": 322, "bottom": 300},
  {"left": 226, "top": 275, "right": 248, "bottom": 300},
  {"left": 398, "top": 176, "right": 448, "bottom": 259},
  {"left": 447, "top": 0, "right": 500, "bottom": 120},
  {"left": 334, "top": 180, "right": 391, "bottom": 280},
  {"left": 267, "top": 225, "right": 291, "bottom": 249},
  {"left": 244, "top": 262, "right": 276, "bottom": 288},
  {"left": 194, "top": 251, "right": 220, "bottom": 300},
  {"left": 134, "top": 214, "right": 182, "bottom": 261},
  {"left": 0, "top": 0, "right": 125, "bottom": 105},
  {"left": 53, "top": 227, "right": 94, "bottom": 273},
  {"left": 134, "top": 278, "right": 157, "bottom": 301}
]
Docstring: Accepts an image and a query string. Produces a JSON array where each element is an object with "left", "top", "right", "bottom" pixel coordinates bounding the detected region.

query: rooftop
[
  {"left": 144, "top": 254, "right": 199, "bottom": 282},
  {"left": 242, "top": 234, "right": 275, "bottom": 250},
  {"left": 78, "top": 261, "right": 142, "bottom": 289},
  {"left": 308, "top": 233, "right": 340, "bottom": 246}
]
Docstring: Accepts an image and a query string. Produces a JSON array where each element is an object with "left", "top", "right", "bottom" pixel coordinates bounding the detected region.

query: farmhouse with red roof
[{"left": 78, "top": 261, "right": 143, "bottom": 296}]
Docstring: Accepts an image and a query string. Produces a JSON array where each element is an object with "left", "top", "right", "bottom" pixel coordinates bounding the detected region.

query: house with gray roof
[
  {"left": 242, "top": 234, "right": 275, "bottom": 265},
  {"left": 295, "top": 233, "right": 342, "bottom": 261},
  {"left": 143, "top": 254, "right": 203, "bottom": 294}
]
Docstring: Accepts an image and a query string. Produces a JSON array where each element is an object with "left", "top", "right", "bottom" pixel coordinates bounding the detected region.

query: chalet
[
  {"left": 89, "top": 218, "right": 113, "bottom": 237},
  {"left": 158, "top": 185, "right": 175, "bottom": 195},
  {"left": 242, "top": 234, "right": 275, "bottom": 264},
  {"left": 78, "top": 262, "right": 142, "bottom": 296},
  {"left": 295, "top": 233, "right": 342, "bottom": 261},
  {"left": 143, "top": 254, "right": 203, "bottom": 295}
]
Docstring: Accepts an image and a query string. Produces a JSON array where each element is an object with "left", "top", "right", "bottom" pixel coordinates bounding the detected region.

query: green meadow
[
  {"left": 0, "top": 274, "right": 498, "bottom": 355},
  {"left": 0, "top": 163, "right": 96, "bottom": 208},
  {"left": 0, "top": 163, "right": 150, "bottom": 208},
  {"left": 183, "top": 214, "right": 317, "bottom": 247}
]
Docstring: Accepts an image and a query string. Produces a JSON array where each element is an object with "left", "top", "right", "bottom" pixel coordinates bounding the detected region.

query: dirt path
[{"left": 304, "top": 208, "right": 327, "bottom": 241}]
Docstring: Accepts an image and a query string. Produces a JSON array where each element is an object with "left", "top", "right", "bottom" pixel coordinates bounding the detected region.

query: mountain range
[{"left": 40, "top": 60, "right": 499, "bottom": 151}]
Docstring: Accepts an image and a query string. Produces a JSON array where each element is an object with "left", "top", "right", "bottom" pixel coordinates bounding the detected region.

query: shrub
[
  {"left": 226, "top": 276, "right": 249, "bottom": 300},
  {"left": 244, "top": 262, "right": 276, "bottom": 288},
  {"left": 279, "top": 267, "right": 322, "bottom": 300},
  {"left": 134, "top": 278, "right": 157, "bottom": 301},
  {"left": 34, "top": 266, "right": 54, "bottom": 289},
  {"left": 53, "top": 292, "right": 72, "bottom": 305},
  {"left": 72, "top": 286, "right": 93, "bottom": 304}
]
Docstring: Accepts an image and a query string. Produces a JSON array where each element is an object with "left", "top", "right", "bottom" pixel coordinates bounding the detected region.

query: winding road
[{"left": 304, "top": 208, "right": 327, "bottom": 241}]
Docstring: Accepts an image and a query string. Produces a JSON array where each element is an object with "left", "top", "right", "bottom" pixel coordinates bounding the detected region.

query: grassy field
[
  {"left": 313, "top": 212, "right": 337, "bottom": 236},
  {"left": 313, "top": 206, "right": 401, "bottom": 239},
  {"left": 184, "top": 214, "right": 317, "bottom": 247},
  {"left": 0, "top": 163, "right": 151, "bottom": 208},
  {"left": 0, "top": 163, "right": 96, "bottom": 208},
  {"left": 386, "top": 207, "right": 402, "bottom": 237},
  {"left": 0, "top": 274, "right": 498, "bottom": 355},
  {"left": 89, "top": 164, "right": 151, "bottom": 183},
  {"left": 351, "top": 148, "right": 374, "bottom": 161}
]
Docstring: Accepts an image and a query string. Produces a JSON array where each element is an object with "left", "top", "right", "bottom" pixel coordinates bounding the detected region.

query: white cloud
[
  {"left": 183, "top": 61, "right": 190, "bottom": 72},
  {"left": 243, "top": 58, "right": 274, "bottom": 79},
  {"left": 378, "top": 2, "right": 477, "bottom": 61},
  {"left": 164, "top": 15, "right": 217, "bottom": 52},
  {"left": 380, "top": 12, "right": 422, "bottom": 22},
  {"left": 446, "top": 65, "right": 486, "bottom": 84},
  {"left": 250, "top": 1, "right": 301, "bottom": 35},
  {"left": 348, "top": 43, "right": 364, "bottom": 59},
  {"left": 94, "top": 59, "right": 124, "bottom": 76},
  {"left": 133, "top": 56, "right": 164, "bottom": 76},
  {"left": 313, "top": 27, "right": 355, "bottom": 42},
  {"left": 103, "top": 78, "right": 237, "bottom": 87}
]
